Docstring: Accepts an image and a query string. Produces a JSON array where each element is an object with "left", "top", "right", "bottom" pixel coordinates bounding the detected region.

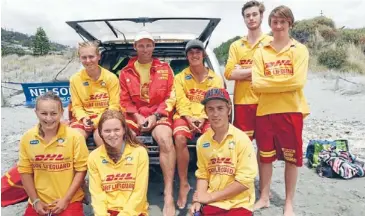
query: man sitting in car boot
[
  {"left": 119, "top": 30, "right": 177, "bottom": 216},
  {"left": 172, "top": 39, "right": 224, "bottom": 210}
]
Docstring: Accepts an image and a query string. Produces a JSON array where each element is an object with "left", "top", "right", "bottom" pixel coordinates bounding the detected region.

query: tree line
[{"left": 1, "top": 27, "right": 68, "bottom": 56}]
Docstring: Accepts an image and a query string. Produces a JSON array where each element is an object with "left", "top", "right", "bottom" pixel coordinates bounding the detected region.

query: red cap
[{"left": 201, "top": 88, "right": 230, "bottom": 105}]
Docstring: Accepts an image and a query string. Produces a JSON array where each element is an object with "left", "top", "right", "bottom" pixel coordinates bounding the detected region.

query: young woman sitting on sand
[
  {"left": 18, "top": 91, "right": 89, "bottom": 216},
  {"left": 88, "top": 110, "right": 149, "bottom": 216},
  {"left": 69, "top": 41, "right": 121, "bottom": 147}
]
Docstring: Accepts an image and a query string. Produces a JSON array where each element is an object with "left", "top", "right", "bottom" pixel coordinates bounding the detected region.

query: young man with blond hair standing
[{"left": 252, "top": 5, "right": 310, "bottom": 216}]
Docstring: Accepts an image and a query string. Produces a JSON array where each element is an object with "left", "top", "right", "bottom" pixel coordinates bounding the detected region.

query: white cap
[{"left": 134, "top": 30, "right": 154, "bottom": 43}]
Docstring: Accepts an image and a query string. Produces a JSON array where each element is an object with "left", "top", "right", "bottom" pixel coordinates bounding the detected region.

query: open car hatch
[{"left": 66, "top": 17, "right": 221, "bottom": 45}]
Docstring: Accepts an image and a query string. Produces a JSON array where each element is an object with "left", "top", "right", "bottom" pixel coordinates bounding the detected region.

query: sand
[{"left": 1, "top": 72, "right": 365, "bottom": 215}]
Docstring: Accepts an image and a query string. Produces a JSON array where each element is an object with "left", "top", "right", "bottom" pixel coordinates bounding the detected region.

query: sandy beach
[{"left": 1, "top": 72, "right": 365, "bottom": 215}]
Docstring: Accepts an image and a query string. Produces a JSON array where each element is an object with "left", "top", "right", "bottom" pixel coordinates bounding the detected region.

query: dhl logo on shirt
[
  {"left": 102, "top": 173, "right": 136, "bottom": 192},
  {"left": 105, "top": 173, "right": 134, "bottom": 181},
  {"left": 240, "top": 59, "right": 253, "bottom": 66},
  {"left": 264, "top": 60, "right": 293, "bottom": 76},
  {"left": 208, "top": 157, "right": 235, "bottom": 176},
  {"left": 89, "top": 93, "right": 109, "bottom": 100},
  {"left": 35, "top": 154, "right": 64, "bottom": 161},
  {"left": 85, "top": 93, "right": 109, "bottom": 108},
  {"left": 265, "top": 60, "right": 292, "bottom": 67},
  {"left": 32, "top": 154, "right": 72, "bottom": 172},
  {"left": 187, "top": 89, "right": 206, "bottom": 103},
  {"left": 210, "top": 157, "right": 233, "bottom": 165}
]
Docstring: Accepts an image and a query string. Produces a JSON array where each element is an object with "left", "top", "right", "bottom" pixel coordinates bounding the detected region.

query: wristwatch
[{"left": 154, "top": 113, "right": 162, "bottom": 121}]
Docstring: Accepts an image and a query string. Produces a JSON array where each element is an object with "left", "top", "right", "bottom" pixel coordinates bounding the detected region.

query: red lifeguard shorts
[
  {"left": 107, "top": 210, "right": 145, "bottom": 216},
  {"left": 24, "top": 201, "right": 83, "bottom": 216},
  {"left": 233, "top": 104, "right": 258, "bottom": 140},
  {"left": 125, "top": 113, "right": 172, "bottom": 135},
  {"left": 255, "top": 113, "right": 304, "bottom": 167},
  {"left": 69, "top": 114, "right": 98, "bottom": 131},
  {"left": 172, "top": 118, "right": 210, "bottom": 139},
  {"left": 201, "top": 205, "right": 252, "bottom": 216}
]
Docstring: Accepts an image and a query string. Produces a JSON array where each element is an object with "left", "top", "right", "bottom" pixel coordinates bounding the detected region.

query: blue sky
[{"left": 2, "top": 0, "right": 364, "bottom": 48}]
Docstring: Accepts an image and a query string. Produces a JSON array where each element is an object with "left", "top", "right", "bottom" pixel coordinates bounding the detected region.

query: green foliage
[
  {"left": 317, "top": 25, "right": 337, "bottom": 41},
  {"left": 337, "top": 28, "right": 365, "bottom": 46},
  {"left": 1, "top": 45, "right": 28, "bottom": 56},
  {"left": 312, "top": 16, "right": 336, "bottom": 29},
  {"left": 213, "top": 36, "right": 240, "bottom": 65},
  {"left": 291, "top": 16, "right": 337, "bottom": 44},
  {"left": 1, "top": 28, "right": 68, "bottom": 56},
  {"left": 340, "top": 61, "right": 363, "bottom": 73},
  {"left": 318, "top": 48, "right": 347, "bottom": 69},
  {"left": 32, "top": 27, "right": 50, "bottom": 55},
  {"left": 291, "top": 20, "right": 316, "bottom": 43}
]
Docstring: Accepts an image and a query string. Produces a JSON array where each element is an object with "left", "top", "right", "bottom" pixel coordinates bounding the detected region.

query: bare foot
[
  {"left": 177, "top": 184, "right": 191, "bottom": 209},
  {"left": 163, "top": 196, "right": 176, "bottom": 216},
  {"left": 254, "top": 198, "right": 270, "bottom": 211},
  {"left": 283, "top": 203, "right": 295, "bottom": 216},
  {"left": 259, "top": 190, "right": 273, "bottom": 199}
]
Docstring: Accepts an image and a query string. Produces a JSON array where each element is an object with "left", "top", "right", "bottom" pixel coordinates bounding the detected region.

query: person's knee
[
  {"left": 285, "top": 161, "right": 298, "bottom": 168},
  {"left": 93, "top": 129, "right": 103, "bottom": 146},
  {"left": 174, "top": 135, "right": 187, "bottom": 149},
  {"left": 155, "top": 134, "right": 174, "bottom": 153}
]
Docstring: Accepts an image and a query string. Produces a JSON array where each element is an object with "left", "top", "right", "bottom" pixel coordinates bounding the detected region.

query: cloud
[{"left": 1, "top": 0, "right": 364, "bottom": 48}]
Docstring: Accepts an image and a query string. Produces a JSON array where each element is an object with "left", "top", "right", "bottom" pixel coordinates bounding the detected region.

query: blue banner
[{"left": 21, "top": 82, "right": 71, "bottom": 108}]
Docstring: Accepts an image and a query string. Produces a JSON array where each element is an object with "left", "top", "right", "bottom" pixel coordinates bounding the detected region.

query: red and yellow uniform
[
  {"left": 119, "top": 57, "right": 175, "bottom": 134},
  {"left": 173, "top": 67, "right": 223, "bottom": 139},
  {"left": 134, "top": 61, "right": 151, "bottom": 102},
  {"left": 195, "top": 124, "right": 258, "bottom": 212},
  {"left": 17, "top": 124, "right": 89, "bottom": 214},
  {"left": 224, "top": 34, "right": 272, "bottom": 140},
  {"left": 252, "top": 39, "right": 310, "bottom": 167},
  {"left": 88, "top": 143, "right": 149, "bottom": 216},
  {"left": 69, "top": 66, "right": 121, "bottom": 129}
]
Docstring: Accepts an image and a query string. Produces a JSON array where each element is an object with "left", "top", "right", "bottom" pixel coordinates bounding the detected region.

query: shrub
[
  {"left": 318, "top": 48, "right": 347, "bottom": 69},
  {"left": 308, "top": 55, "right": 328, "bottom": 72},
  {"left": 291, "top": 19, "right": 316, "bottom": 43},
  {"left": 318, "top": 25, "right": 338, "bottom": 41},
  {"left": 312, "top": 16, "right": 336, "bottom": 29},
  {"left": 213, "top": 36, "right": 240, "bottom": 65},
  {"left": 338, "top": 28, "right": 365, "bottom": 46},
  {"left": 340, "top": 62, "right": 363, "bottom": 73},
  {"left": 291, "top": 16, "right": 336, "bottom": 43},
  {"left": 344, "top": 43, "right": 365, "bottom": 74}
]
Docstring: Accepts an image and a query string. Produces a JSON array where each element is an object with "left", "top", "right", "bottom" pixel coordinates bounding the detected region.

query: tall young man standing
[
  {"left": 252, "top": 6, "right": 310, "bottom": 216},
  {"left": 224, "top": 0, "right": 272, "bottom": 141},
  {"left": 190, "top": 88, "right": 258, "bottom": 216}
]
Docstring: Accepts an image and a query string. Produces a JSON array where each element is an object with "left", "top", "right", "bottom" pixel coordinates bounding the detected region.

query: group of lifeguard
[{"left": 17, "top": 1, "right": 309, "bottom": 216}]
